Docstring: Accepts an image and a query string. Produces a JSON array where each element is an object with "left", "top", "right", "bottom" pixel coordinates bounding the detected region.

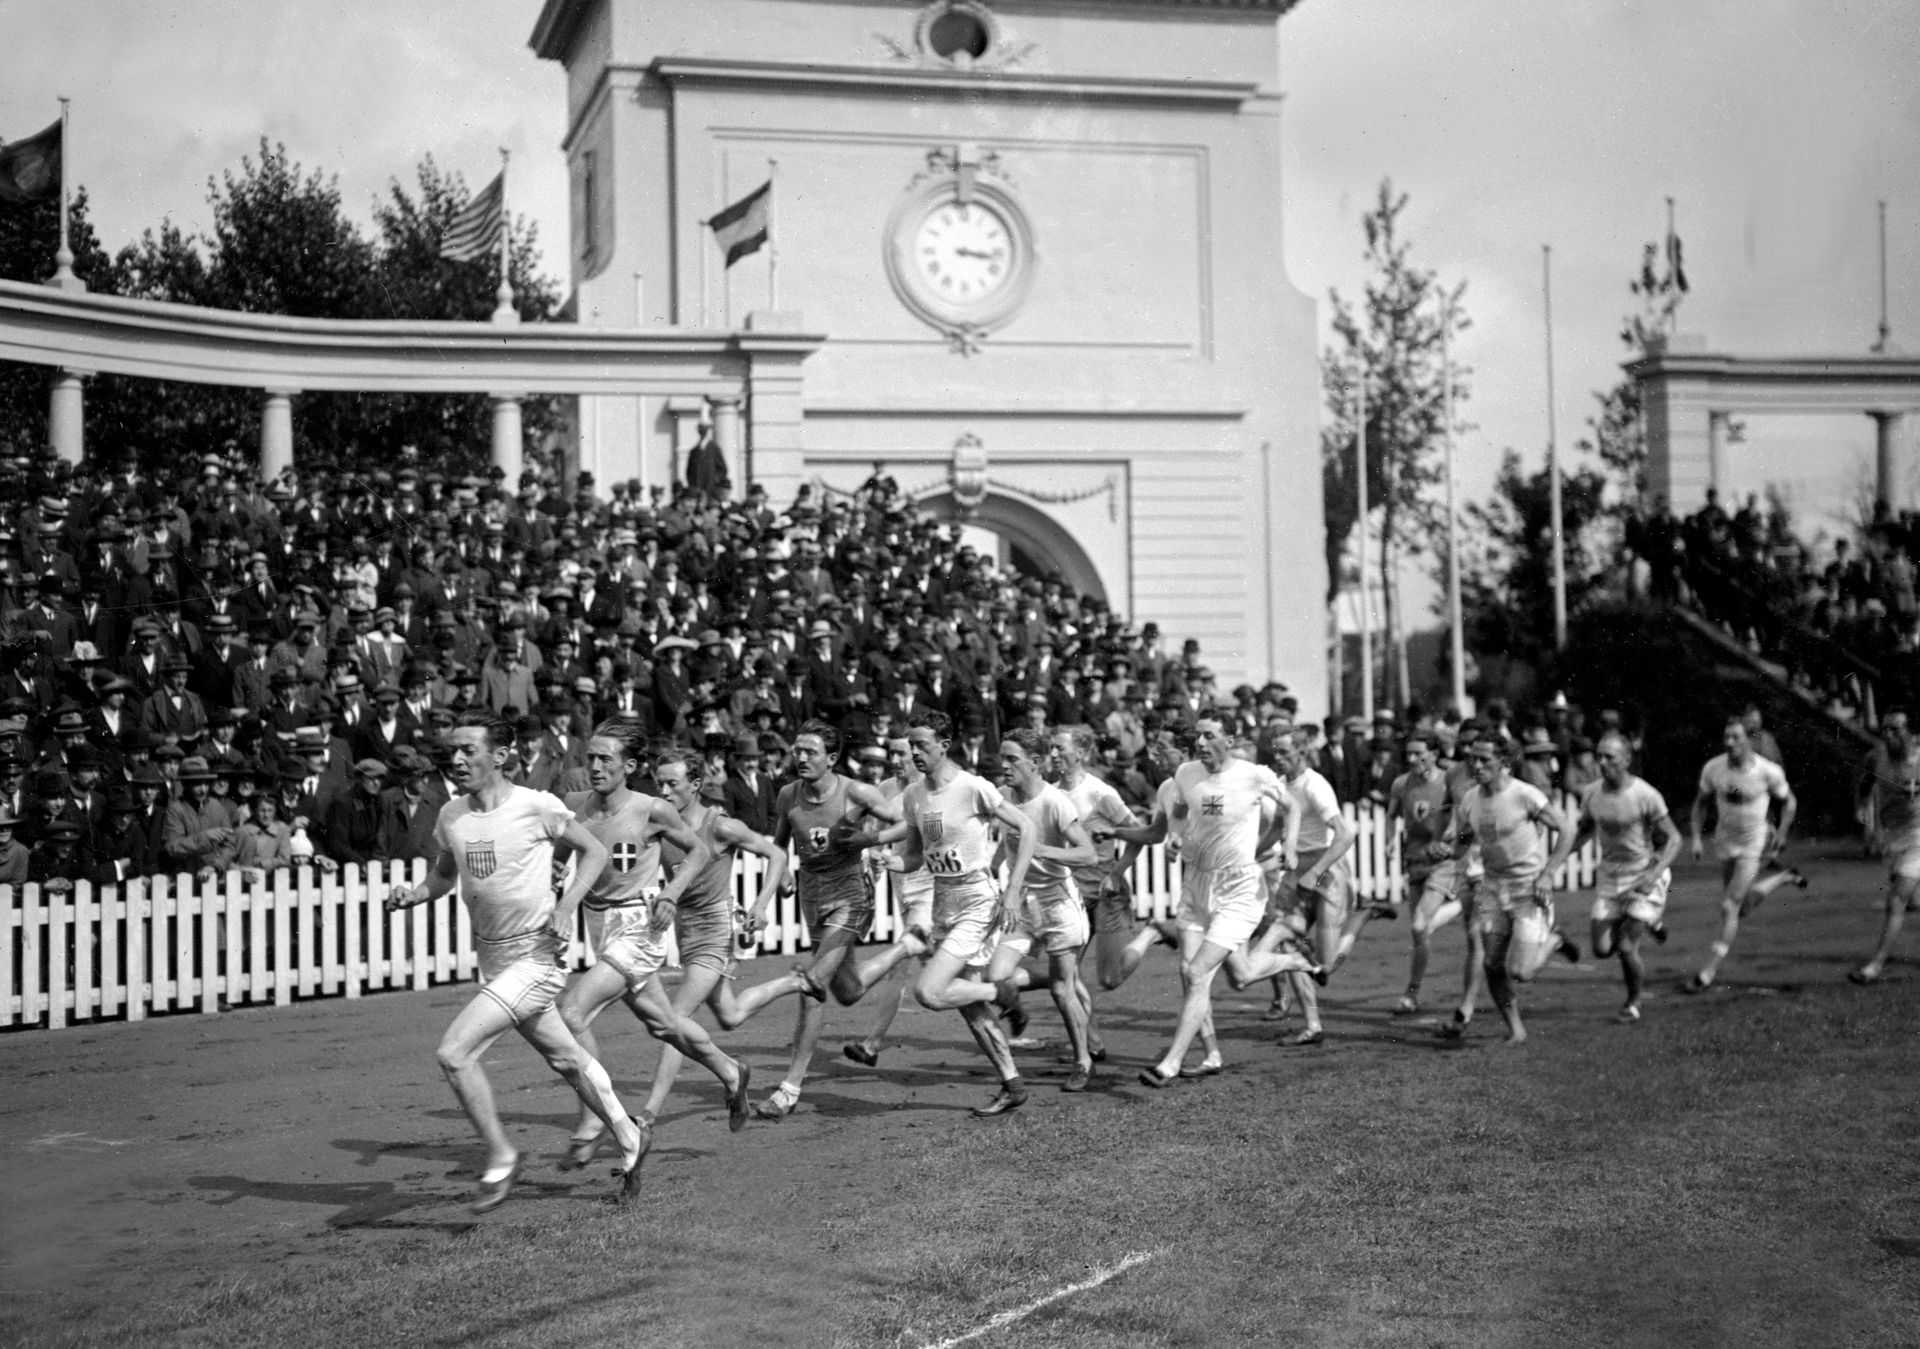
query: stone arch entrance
[{"left": 913, "top": 487, "right": 1109, "bottom": 605}]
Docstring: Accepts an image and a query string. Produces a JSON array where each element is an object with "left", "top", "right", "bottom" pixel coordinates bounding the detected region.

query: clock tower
[{"left": 531, "top": 0, "right": 1324, "bottom": 706}]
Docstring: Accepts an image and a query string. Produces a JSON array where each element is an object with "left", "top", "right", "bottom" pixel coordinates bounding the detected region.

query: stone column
[
  {"left": 490, "top": 395, "right": 524, "bottom": 494},
  {"left": 739, "top": 328, "right": 813, "bottom": 510},
  {"left": 709, "top": 395, "right": 742, "bottom": 496},
  {"left": 1870, "top": 410, "right": 1904, "bottom": 508},
  {"left": 1707, "top": 410, "right": 1730, "bottom": 497},
  {"left": 259, "top": 389, "right": 296, "bottom": 482},
  {"left": 47, "top": 369, "right": 85, "bottom": 465}
]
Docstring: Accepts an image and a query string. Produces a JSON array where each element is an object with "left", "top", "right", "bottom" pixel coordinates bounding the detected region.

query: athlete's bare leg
[
  {"left": 764, "top": 925, "right": 863, "bottom": 1108},
  {"left": 1854, "top": 874, "right": 1919, "bottom": 982},
  {"left": 562, "top": 961, "right": 742, "bottom": 1146},
  {"left": 640, "top": 962, "right": 728, "bottom": 1122},
  {"left": 1405, "top": 889, "right": 1462, "bottom": 1011},
  {"left": 916, "top": 944, "right": 1004, "bottom": 1011},
  {"left": 1481, "top": 924, "right": 1525, "bottom": 1045},
  {"left": 438, "top": 992, "right": 643, "bottom": 1181},
  {"left": 1145, "top": 937, "right": 1234, "bottom": 1079},
  {"left": 1694, "top": 857, "right": 1762, "bottom": 987},
  {"left": 1047, "top": 948, "right": 1092, "bottom": 1073}
]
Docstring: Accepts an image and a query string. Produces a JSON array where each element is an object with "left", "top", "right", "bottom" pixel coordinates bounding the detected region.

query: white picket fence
[{"left": 2, "top": 798, "right": 1597, "bottom": 1031}]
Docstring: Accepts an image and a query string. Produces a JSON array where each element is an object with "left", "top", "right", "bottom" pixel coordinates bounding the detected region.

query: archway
[{"left": 913, "top": 487, "right": 1110, "bottom": 605}]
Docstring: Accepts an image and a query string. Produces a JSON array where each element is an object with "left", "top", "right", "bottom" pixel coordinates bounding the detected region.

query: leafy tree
[
  {"left": 1459, "top": 448, "right": 1611, "bottom": 682},
  {"left": 1319, "top": 180, "right": 1470, "bottom": 709},
  {"left": 0, "top": 188, "right": 118, "bottom": 455}
]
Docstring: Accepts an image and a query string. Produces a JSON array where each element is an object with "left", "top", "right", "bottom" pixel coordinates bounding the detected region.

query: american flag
[{"left": 440, "top": 171, "right": 504, "bottom": 264}]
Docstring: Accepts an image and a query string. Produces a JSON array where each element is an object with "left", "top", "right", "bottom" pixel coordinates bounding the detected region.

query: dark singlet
[
  {"left": 784, "top": 774, "right": 867, "bottom": 886},
  {"left": 665, "top": 806, "right": 738, "bottom": 957}
]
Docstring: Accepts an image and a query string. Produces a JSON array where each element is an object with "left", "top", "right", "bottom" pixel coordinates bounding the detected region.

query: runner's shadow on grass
[
  {"left": 187, "top": 1173, "right": 486, "bottom": 1235},
  {"left": 332, "top": 1137, "right": 475, "bottom": 1170},
  {"left": 801, "top": 1088, "right": 985, "bottom": 1118}
]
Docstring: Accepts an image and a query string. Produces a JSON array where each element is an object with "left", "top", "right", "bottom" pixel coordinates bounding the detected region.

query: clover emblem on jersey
[
  {"left": 610, "top": 841, "right": 640, "bottom": 874},
  {"left": 465, "top": 841, "right": 497, "bottom": 880},
  {"left": 807, "top": 826, "right": 830, "bottom": 854}
]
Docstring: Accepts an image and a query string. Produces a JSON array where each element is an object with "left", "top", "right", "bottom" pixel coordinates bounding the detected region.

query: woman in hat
[{"left": 649, "top": 635, "right": 694, "bottom": 734}]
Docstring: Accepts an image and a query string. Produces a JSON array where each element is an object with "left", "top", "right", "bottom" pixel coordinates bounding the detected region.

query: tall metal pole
[
  {"left": 49, "top": 96, "right": 81, "bottom": 291},
  {"left": 1356, "top": 365, "right": 1373, "bottom": 721},
  {"left": 1543, "top": 245, "right": 1567, "bottom": 651},
  {"left": 491, "top": 148, "right": 517, "bottom": 325},
  {"left": 1443, "top": 310, "right": 1466, "bottom": 713},
  {"left": 766, "top": 158, "right": 779, "bottom": 311},
  {"left": 1874, "top": 199, "right": 1892, "bottom": 354}
]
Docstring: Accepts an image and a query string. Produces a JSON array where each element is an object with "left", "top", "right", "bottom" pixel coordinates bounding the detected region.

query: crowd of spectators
[
  {"left": 0, "top": 442, "right": 1345, "bottom": 893},
  {"left": 1626, "top": 487, "right": 1920, "bottom": 722}
]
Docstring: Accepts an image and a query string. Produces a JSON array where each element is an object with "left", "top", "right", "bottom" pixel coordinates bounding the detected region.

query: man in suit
[
  {"left": 139, "top": 657, "right": 208, "bottom": 748},
  {"left": 323, "top": 758, "right": 401, "bottom": 865},
  {"left": 351, "top": 682, "right": 418, "bottom": 764},
  {"left": 382, "top": 747, "right": 441, "bottom": 862},
  {"left": 720, "top": 732, "right": 779, "bottom": 835},
  {"left": 190, "top": 613, "right": 245, "bottom": 708},
  {"left": 1315, "top": 715, "right": 1369, "bottom": 805}
]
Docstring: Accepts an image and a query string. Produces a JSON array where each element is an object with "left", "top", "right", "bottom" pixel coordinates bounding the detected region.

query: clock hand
[{"left": 953, "top": 247, "right": 1005, "bottom": 260}]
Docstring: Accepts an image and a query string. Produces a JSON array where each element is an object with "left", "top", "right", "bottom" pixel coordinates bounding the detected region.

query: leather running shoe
[
  {"left": 1062, "top": 1066, "right": 1092, "bottom": 1092},
  {"left": 726, "top": 1060, "right": 752, "bottom": 1133},
  {"left": 471, "top": 1155, "right": 522, "bottom": 1214},
  {"left": 842, "top": 1042, "right": 881, "bottom": 1066},
  {"left": 971, "top": 1083, "right": 1029, "bottom": 1117}
]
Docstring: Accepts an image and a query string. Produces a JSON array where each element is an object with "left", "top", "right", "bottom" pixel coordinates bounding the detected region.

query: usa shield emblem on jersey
[
  {"left": 922, "top": 813, "right": 944, "bottom": 844},
  {"left": 465, "top": 841, "right": 498, "bottom": 880}
]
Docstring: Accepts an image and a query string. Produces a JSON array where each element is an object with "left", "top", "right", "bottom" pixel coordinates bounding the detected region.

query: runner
[
  {"left": 1850, "top": 709, "right": 1920, "bottom": 985},
  {"left": 382, "top": 710, "right": 649, "bottom": 1212},
  {"left": 984, "top": 728, "right": 1100, "bottom": 1090},
  {"left": 1574, "top": 732, "right": 1681, "bottom": 1022},
  {"left": 1686, "top": 715, "right": 1803, "bottom": 993},
  {"left": 884, "top": 710, "right": 1039, "bottom": 1117},
  {"left": 1138, "top": 716, "right": 1322, "bottom": 1087},
  {"left": 756, "top": 719, "right": 906, "bottom": 1119},
  {"left": 553, "top": 724, "right": 755, "bottom": 1165},
  {"left": 1050, "top": 724, "right": 1140, "bottom": 1063},
  {"left": 1429, "top": 724, "right": 1493, "bottom": 1038},
  {"left": 844, "top": 733, "right": 935, "bottom": 1068},
  {"left": 1448, "top": 737, "right": 1581, "bottom": 1044},
  {"left": 1378, "top": 731, "right": 1454, "bottom": 1015},
  {"left": 1267, "top": 726, "right": 1358, "bottom": 1047}
]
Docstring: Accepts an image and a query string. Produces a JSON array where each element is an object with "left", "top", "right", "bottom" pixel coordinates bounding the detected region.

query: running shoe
[
  {"left": 471, "top": 1155, "right": 522, "bottom": 1214},
  {"left": 971, "top": 1082, "right": 1029, "bottom": 1116},
  {"left": 842, "top": 1042, "right": 881, "bottom": 1066}
]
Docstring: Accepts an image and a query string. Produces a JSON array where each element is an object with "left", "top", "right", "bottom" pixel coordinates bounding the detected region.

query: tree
[
  {"left": 1583, "top": 222, "right": 1690, "bottom": 515},
  {"left": 1458, "top": 448, "right": 1611, "bottom": 685},
  {"left": 1319, "top": 180, "right": 1470, "bottom": 709},
  {"left": 0, "top": 188, "right": 118, "bottom": 456}
]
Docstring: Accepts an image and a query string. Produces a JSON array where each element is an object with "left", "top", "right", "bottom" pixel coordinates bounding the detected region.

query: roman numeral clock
[{"left": 883, "top": 144, "right": 1035, "bottom": 355}]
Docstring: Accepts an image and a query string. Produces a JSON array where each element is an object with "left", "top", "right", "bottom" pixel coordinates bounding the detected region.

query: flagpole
[
  {"left": 1873, "top": 199, "right": 1892, "bottom": 354},
  {"left": 1443, "top": 307, "right": 1466, "bottom": 714},
  {"left": 1543, "top": 244, "right": 1567, "bottom": 651},
  {"left": 700, "top": 207, "right": 711, "bottom": 327},
  {"left": 50, "top": 96, "right": 82, "bottom": 291},
  {"left": 766, "top": 158, "right": 779, "bottom": 311},
  {"left": 1355, "top": 361, "right": 1373, "bottom": 723},
  {"left": 492, "top": 148, "right": 517, "bottom": 325}
]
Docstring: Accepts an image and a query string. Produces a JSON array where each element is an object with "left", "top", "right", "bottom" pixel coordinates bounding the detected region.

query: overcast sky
[{"left": 4, "top": 0, "right": 1916, "bottom": 553}]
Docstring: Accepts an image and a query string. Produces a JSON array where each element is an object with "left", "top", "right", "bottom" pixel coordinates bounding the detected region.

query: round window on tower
[{"left": 920, "top": 3, "right": 996, "bottom": 64}]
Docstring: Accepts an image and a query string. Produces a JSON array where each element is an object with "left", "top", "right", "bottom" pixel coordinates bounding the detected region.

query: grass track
[{"left": 2, "top": 849, "right": 1918, "bottom": 1347}]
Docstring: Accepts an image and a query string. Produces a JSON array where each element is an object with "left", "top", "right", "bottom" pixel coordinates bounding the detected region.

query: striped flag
[
  {"left": 440, "top": 171, "right": 504, "bottom": 263},
  {"left": 709, "top": 182, "right": 770, "bottom": 267},
  {"left": 0, "top": 118, "right": 61, "bottom": 206}
]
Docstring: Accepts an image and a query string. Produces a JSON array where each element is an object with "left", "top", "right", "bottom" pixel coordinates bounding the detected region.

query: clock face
[{"left": 913, "top": 201, "right": 1013, "bottom": 305}]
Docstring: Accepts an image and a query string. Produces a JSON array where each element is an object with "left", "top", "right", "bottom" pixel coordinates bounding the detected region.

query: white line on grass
[{"left": 922, "top": 1249, "right": 1157, "bottom": 1349}]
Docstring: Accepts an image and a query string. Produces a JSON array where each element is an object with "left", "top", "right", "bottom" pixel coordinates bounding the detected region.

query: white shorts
[
  {"left": 1178, "top": 864, "right": 1266, "bottom": 951},
  {"left": 1274, "top": 854, "right": 1354, "bottom": 933},
  {"left": 1715, "top": 832, "right": 1768, "bottom": 864},
  {"left": 933, "top": 876, "right": 1002, "bottom": 968},
  {"left": 896, "top": 867, "right": 935, "bottom": 933},
  {"left": 476, "top": 929, "right": 569, "bottom": 1023},
  {"left": 586, "top": 904, "right": 670, "bottom": 993},
  {"left": 1005, "top": 878, "right": 1089, "bottom": 956},
  {"left": 1475, "top": 873, "right": 1547, "bottom": 916},
  {"left": 1590, "top": 869, "right": 1670, "bottom": 926},
  {"left": 1888, "top": 843, "right": 1920, "bottom": 884}
]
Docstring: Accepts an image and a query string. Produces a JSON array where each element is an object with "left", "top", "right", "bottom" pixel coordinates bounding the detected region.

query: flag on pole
[
  {"left": 0, "top": 118, "right": 62, "bottom": 206},
  {"left": 708, "top": 182, "right": 771, "bottom": 267},
  {"left": 1665, "top": 224, "right": 1688, "bottom": 294},
  {"left": 440, "top": 171, "right": 504, "bottom": 263}
]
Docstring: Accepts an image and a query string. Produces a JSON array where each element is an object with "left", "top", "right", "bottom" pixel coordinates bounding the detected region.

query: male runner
[
  {"left": 844, "top": 733, "right": 935, "bottom": 1068},
  {"left": 554, "top": 723, "right": 755, "bottom": 1165},
  {"left": 1139, "top": 716, "right": 1322, "bottom": 1087},
  {"left": 1268, "top": 727, "right": 1358, "bottom": 1047},
  {"left": 1851, "top": 709, "right": 1920, "bottom": 985},
  {"left": 1448, "top": 737, "right": 1580, "bottom": 1044},
  {"left": 757, "top": 719, "right": 904, "bottom": 1118},
  {"left": 1051, "top": 724, "right": 1140, "bottom": 1060},
  {"left": 1686, "top": 715, "right": 1803, "bottom": 993},
  {"left": 1575, "top": 733, "right": 1681, "bottom": 1022},
  {"left": 985, "top": 728, "right": 1100, "bottom": 1090},
  {"left": 383, "top": 711, "right": 649, "bottom": 1212},
  {"left": 1380, "top": 732, "right": 1454, "bottom": 1015},
  {"left": 885, "top": 710, "right": 1039, "bottom": 1116},
  {"left": 638, "top": 744, "right": 833, "bottom": 1122}
]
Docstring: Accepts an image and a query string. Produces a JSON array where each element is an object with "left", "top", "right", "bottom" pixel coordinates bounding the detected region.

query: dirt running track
[{"left": 0, "top": 849, "right": 1904, "bottom": 1342}]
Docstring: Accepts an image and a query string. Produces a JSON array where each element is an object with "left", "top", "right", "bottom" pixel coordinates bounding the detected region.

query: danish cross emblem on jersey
[
  {"left": 610, "top": 841, "right": 640, "bottom": 874},
  {"left": 1202, "top": 795, "right": 1224, "bottom": 816},
  {"left": 465, "top": 841, "right": 497, "bottom": 880}
]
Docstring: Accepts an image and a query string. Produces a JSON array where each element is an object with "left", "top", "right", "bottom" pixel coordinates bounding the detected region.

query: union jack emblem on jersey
[
  {"left": 465, "top": 841, "right": 497, "bottom": 880},
  {"left": 610, "top": 841, "right": 641, "bottom": 874}
]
